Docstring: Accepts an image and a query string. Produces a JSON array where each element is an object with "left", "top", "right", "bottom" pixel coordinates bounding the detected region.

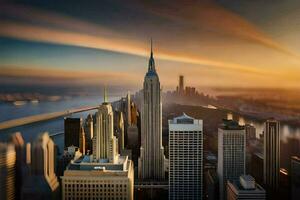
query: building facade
[
  {"left": 138, "top": 41, "right": 165, "bottom": 180},
  {"left": 218, "top": 119, "right": 246, "bottom": 200},
  {"left": 61, "top": 156, "right": 134, "bottom": 200},
  {"left": 263, "top": 119, "right": 280, "bottom": 189},
  {"left": 0, "top": 143, "right": 16, "bottom": 200},
  {"left": 168, "top": 113, "right": 203, "bottom": 200},
  {"left": 93, "top": 95, "right": 118, "bottom": 163}
]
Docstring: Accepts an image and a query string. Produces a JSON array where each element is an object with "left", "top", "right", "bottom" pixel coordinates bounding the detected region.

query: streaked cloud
[
  {"left": 0, "top": 1, "right": 299, "bottom": 89},
  {"left": 0, "top": 65, "right": 139, "bottom": 86}
]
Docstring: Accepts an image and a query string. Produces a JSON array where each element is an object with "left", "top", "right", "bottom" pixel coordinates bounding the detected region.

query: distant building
[
  {"left": 22, "top": 133, "right": 59, "bottom": 200},
  {"left": 168, "top": 113, "right": 203, "bottom": 200},
  {"left": 64, "top": 117, "right": 82, "bottom": 148},
  {"left": 245, "top": 124, "right": 256, "bottom": 142},
  {"left": 185, "top": 86, "right": 196, "bottom": 96},
  {"left": 178, "top": 75, "right": 184, "bottom": 94},
  {"left": 227, "top": 175, "right": 266, "bottom": 200},
  {"left": 84, "top": 114, "right": 93, "bottom": 154},
  {"left": 79, "top": 127, "right": 86, "bottom": 155},
  {"left": 264, "top": 119, "right": 280, "bottom": 189},
  {"left": 291, "top": 156, "right": 300, "bottom": 200},
  {"left": 115, "top": 111, "right": 125, "bottom": 152},
  {"left": 139, "top": 41, "right": 165, "bottom": 180},
  {"left": 218, "top": 119, "right": 246, "bottom": 200},
  {"left": 0, "top": 143, "right": 16, "bottom": 200}
]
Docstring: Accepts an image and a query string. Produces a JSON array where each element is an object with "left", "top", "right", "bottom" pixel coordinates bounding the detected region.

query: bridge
[{"left": 0, "top": 106, "right": 98, "bottom": 131}]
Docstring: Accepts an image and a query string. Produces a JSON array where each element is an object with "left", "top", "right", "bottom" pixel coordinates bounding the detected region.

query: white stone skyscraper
[
  {"left": 93, "top": 87, "right": 118, "bottom": 163},
  {"left": 168, "top": 113, "right": 203, "bottom": 200},
  {"left": 138, "top": 41, "right": 165, "bottom": 180},
  {"left": 218, "top": 119, "right": 246, "bottom": 200}
]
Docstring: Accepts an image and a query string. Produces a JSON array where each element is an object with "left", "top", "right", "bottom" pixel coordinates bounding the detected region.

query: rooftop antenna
[{"left": 103, "top": 85, "right": 108, "bottom": 103}]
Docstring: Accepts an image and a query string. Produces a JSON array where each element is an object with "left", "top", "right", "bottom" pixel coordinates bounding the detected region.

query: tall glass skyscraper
[{"left": 218, "top": 119, "right": 246, "bottom": 200}]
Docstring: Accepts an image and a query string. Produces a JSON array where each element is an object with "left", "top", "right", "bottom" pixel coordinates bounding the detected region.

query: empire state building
[{"left": 138, "top": 41, "right": 165, "bottom": 180}]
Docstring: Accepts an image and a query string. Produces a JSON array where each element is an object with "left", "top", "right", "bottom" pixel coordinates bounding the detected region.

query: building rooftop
[
  {"left": 68, "top": 155, "right": 129, "bottom": 172},
  {"left": 169, "top": 113, "right": 201, "bottom": 125},
  {"left": 220, "top": 119, "right": 244, "bottom": 130}
]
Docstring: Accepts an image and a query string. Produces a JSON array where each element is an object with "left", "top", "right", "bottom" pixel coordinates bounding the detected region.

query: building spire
[
  {"left": 151, "top": 38, "right": 153, "bottom": 58},
  {"left": 103, "top": 86, "right": 108, "bottom": 103},
  {"left": 148, "top": 38, "right": 156, "bottom": 72}
]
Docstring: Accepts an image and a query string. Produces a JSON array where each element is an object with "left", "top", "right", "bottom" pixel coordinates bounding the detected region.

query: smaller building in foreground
[
  {"left": 61, "top": 155, "right": 134, "bottom": 200},
  {"left": 227, "top": 175, "right": 266, "bottom": 200}
]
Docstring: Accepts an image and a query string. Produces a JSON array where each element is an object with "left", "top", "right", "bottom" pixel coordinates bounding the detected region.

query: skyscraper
[
  {"left": 168, "top": 113, "right": 203, "bottom": 200},
  {"left": 0, "top": 143, "right": 16, "bottom": 200},
  {"left": 245, "top": 124, "right": 256, "bottom": 142},
  {"left": 64, "top": 117, "right": 82, "bottom": 148},
  {"left": 263, "top": 119, "right": 280, "bottom": 189},
  {"left": 79, "top": 127, "right": 86, "bottom": 155},
  {"left": 179, "top": 75, "right": 184, "bottom": 94},
  {"left": 218, "top": 119, "right": 246, "bottom": 200},
  {"left": 93, "top": 90, "right": 118, "bottom": 163},
  {"left": 22, "top": 133, "right": 59, "bottom": 200},
  {"left": 138, "top": 40, "right": 165, "bottom": 180},
  {"left": 84, "top": 114, "right": 94, "bottom": 154}
]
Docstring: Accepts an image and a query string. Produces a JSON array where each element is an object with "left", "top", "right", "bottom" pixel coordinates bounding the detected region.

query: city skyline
[
  {"left": 1, "top": 0, "right": 300, "bottom": 89},
  {"left": 0, "top": 1, "right": 300, "bottom": 200}
]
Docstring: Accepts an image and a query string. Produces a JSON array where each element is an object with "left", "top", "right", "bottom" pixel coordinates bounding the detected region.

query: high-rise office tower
[
  {"left": 168, "top": 113, "right": 203, "bottom": 200},
  {"left": 179, "top": 75, "right": 184, "bottom": 94},
  {"left": 227, "top": 175, "right": 266, "bottom": 200},
  {"left": 291, "top": 156, "right": 300, "bottom": 200},
  {"left": 126, "top": 91, "right": 132, "bottom": 126},
  {"left": 64, "top": 117, "right": 82, "bottom": 148},
  {"left": 84, "top": 114, "right": 94, "bottom": 154},
  {"left": 263, "top": 119, "right": 280, "bottom": 189},
  {"left": 218, "top": 119, "right": 246, "bottom": 200},
  {"left": 93, "top": 90, "right": 118, "bottom": 163},
  {"left": 22, "top": 133, "right": 59, "bottom": 200},
  {"left": 79, "top": 127, "right": 86, "bottom": 155},
  {"left": 138, "top": 40, "right": 165, "bottom": 180},
  {"left": 0, "top": 143, "right": 16, "bottom": 200}
]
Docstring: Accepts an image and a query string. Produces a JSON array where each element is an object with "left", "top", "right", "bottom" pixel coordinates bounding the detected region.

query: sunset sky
[{"left": 0, "top": 0, "right": 300, "bottom": 90}]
